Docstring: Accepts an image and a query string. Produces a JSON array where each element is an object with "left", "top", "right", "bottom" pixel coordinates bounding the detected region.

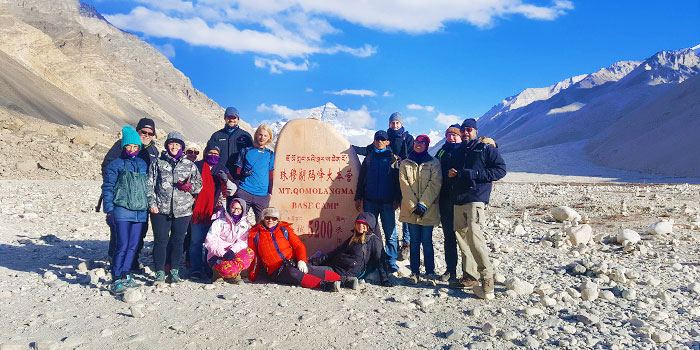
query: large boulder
[
  {"left": 551, "top": 206, "right": 581, "bottom": 223},
  {"left": 566, "top": 224, "right": 592, "bottom": 245}
]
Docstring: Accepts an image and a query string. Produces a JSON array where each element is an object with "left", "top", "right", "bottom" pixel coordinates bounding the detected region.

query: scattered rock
[
  {"left": 567, "top": 224, "right": 592, "bottom": 245},
  {"left": 502, "top": 330, "right": 519, "bottom": 341},
  {"left": 616, "top": 229, "right": 640, "bottom": 245},
  {"left": 504, "top": 277, "right": 534, "bottom": 296},
  {"left": 482, "top": 322, "right": 498, "bottom": 336},
  {"left": 416, "top": 297, "right": 435, "bottom": 308},
  {"left": 648, "top": 220, "right": 673, "bottom": 235},
  {"left": 577, "top": 312, "right": 600, "bottom": 325},
  {"left": 689, "top": 283, "right": 700, "bottom": 295},
  {"left": 16, "top": 160, "right": 37, "bottom": 172},
  {"left": 445, "top": 329, "right": 464, "bottom": 341},
  {"left": 130, "top": 305, "right": 145, "bottom": 318},
  {"left": 100, "top": 329, "right": 113, "bottom": 337},
  {"left": 123, "top": 290, "right": 142, "bottom": 304},
  {"left": 551, "top": 206, "right": 581, "bottom": 223},
  {"left": 651, "top": 330, "right": 672, "bottom": 343}
]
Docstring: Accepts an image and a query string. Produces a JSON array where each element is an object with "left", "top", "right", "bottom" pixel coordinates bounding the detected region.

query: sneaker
[
  {"left": 423, "top": 274, "right": 438, "bottom": 286},
  {"left": 110, "top": 279, "right": 127, "bottom": 295},
  {"left": 211, "top": 270, "right": 224, "bottom": 284},
  {"left": 321, "top": 280, "right": 341, "bottom": 292},
  {"left": 440, "top": 271, "right": 458, "bottom": 282},
  {"left": 343, "top": 277, "right": 359, "bottom": 290},
  {"left": 448, "top": 274, "right": 479, "bottom": 289},
  {"left": 123, "top": 274, "right": 140, "bottom": 288},
  {"left": 408, "top": 273, "right": 421, "bottom": 285},
  {"left": 167, "top": 269, "right": 182, "bottom": 284},
  {"left": 189, "top": 271, "right": 202, "bottom": 281},
  {"left": 481, "top": 277, "right": 495, "bottom": 294},
  {"left": 154, "top": 270, "right": 166, "bottom": 285},
  {"left": 398, "top": 244, "right": 410, "bottom": 261},
  {"left": 227, "top": 274, "right": 244, "bottom": 285}
]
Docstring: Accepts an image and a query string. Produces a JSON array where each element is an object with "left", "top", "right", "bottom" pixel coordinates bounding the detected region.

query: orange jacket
[{"left": 248, "top": 221, "right": 307, "bottom": 282}]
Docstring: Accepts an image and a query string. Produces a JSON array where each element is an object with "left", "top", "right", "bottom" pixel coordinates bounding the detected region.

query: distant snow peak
[
  {"left": 546, "top": 102, "right": 585, "bottom": 115},
  {"left": 576, "top": 61, "right": 640, "bottom": 89},
  {"left": 643, "top": 48, "right": 700, "bottom": 85}
]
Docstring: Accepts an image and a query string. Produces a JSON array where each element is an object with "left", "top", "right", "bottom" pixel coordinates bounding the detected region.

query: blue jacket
[
  {"left": 102, "top": 154, "right": 149, "bottom": 222},
  {"left": 206, "top": 127, "right": 253, "bottom": 175},
  {"left": 448, "top": 140, "right": 506, "bottom": 205},
  {"left": 355, "top": 145, "right": 401, "bottom": 204}
]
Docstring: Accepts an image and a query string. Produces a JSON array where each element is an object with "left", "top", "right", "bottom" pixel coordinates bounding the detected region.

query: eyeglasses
[
  {"left": 415, "top": 140, "right": 427, "bottom": 145},
  {"left": 263, "top": 216, "right": 279, "bottom": 221},
  {"left": 139, "top": 130, "right": 155, "bottom": 137},
  {"left": 186, "top": 150, "right": 199, "bottom": 155},
  {"left": 461, "top": 127, "right": 474, "bottom": 133},
  {"left": 231, "top": 207, "right": 243, "bottom": 212}
]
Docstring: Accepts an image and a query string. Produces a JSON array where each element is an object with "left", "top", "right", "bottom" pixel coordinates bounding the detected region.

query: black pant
[
  {"left": 270, "top": 265, "right": 328, "bottom": 286},
  {"left": 151, "top": 214, "right": 191, "bottom": 272}
]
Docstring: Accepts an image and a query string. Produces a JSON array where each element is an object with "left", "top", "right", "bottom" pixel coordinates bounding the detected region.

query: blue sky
[{"left": 88, "top": 0, "right": 700, "bottom": 139}]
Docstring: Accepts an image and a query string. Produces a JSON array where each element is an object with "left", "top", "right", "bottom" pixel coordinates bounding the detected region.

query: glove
[
  {"left": 217, "top": 170, "right": 229, "bottom": 182},
  {"left": 105, "top": 213, "right": 115, "bottom": 227},
  {"left": 176, "top": 181, "right": 192, "bottom": 192},
  {"left": 297, "top": 260, "right": 309, "bottom": 274},
  {"left": 226, "top": 180, "right": 238, "bottom": 197},
  {"left": 223, "top": 250, "right": 236, "bottom": 261},
  {"left": 412, "top": 204, "right": 427, "bottom": 217}
]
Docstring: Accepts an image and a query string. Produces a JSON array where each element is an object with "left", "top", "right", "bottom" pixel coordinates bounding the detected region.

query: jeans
[
  {"left": 363, "top": 200, "right": 398, "bottom": 271},
  {"left": 189, "top": 223, "right": 212, "bottom": 276},
  {"left": 112, "top": 221, "right": 144, "bottom": 278},
  {"left": 439, "top": 196, "right": 458, "bottom": 275},
  {"left": 407, "top": 223, "right": 435, "bottom": 275},
  {"left": 151, "top": 214, "right": 191, "bottom": 272},
  {"left": 400, "top": 222, "right": 410, "bottom": 245}
]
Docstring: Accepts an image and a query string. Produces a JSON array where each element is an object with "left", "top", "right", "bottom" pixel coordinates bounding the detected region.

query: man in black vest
[
  {"left": 447, "top": 118, "right": 506, "bottom": 299},
  {"left": 206, "top": 107, "right": 253, "bottom": 176}
]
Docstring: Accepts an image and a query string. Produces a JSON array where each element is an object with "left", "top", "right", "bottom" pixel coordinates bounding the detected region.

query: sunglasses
[
  {"left": 374, "top": 138, "right": 388, "bottom": 142},
  {"left": 461, "top": 127, "right": 474, "bottom": 133},
  {"left": 415, "top": 140, "right": 428, "bottom": 145},
  {"left": 264, "top": 216, "right": 279, "bottom": 221},
  {"left": 139, "top": 130, "right": 155, "bottom": 137},
  {"left": 186, "top": 150, "right": 199, "bottom": 155},
  {"left": 225, "top": 116, "right": 239, "bottom": 120}
]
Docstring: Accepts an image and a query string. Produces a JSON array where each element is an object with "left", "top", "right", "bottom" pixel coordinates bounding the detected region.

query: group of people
[{"left": 100, "top": 106, "right": 506, "bottom": 299}]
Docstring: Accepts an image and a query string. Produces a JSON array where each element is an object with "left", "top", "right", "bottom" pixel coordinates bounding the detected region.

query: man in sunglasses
[
  {"left": 446, "top": 118, "right": 506, "bottom": 299},
  {"left": 206, "top": 107, "right": 253, "bottom": 176},
  {"left": 100, "top": 117, "right": 160, "bottom": 270}
]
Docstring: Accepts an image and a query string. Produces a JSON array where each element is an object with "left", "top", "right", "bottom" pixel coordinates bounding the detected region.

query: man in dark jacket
[
  {"left": 206, "top": 107, "right": 253, "bottom": 175},
  {"left": 100, "top": 117, "right": 159, "bottom": 270},
  {"left": 446, "top": 118, "right": 506, "bottom": 299},
  {"left": 354, "top": 130, "right": 401, "bottom": 273}
]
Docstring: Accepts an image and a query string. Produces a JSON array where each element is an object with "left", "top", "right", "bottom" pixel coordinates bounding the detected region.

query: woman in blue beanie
[{"left": 101, "top": 126, "right": 149, "bottom": 295}]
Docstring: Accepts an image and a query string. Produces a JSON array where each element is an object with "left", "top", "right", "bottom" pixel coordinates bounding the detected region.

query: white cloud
[
  {"left": 343, "top": 105, "right": 374, "bottom": 129},
  {"left": 329, "top": 89, "right": 377, "bottom": 97},
  {"left": 153, "top": 43, "right": 176, "bottom": 58},
  {"left": 404, "top": 116, "right": 417, "bottom": 124},
  {"left": 254, "top": 57, "right": 309, "bottom": 73},
  {"left": 426, "top": 129, "right": 444, "bottom": 146},
  {"left": 256, "top": 104, "right": 307, "bottom": 119},
  {"left": 305, "top": 88, "right": 313, "bottom": 92},
  {"left": 382, "top": 91, "right": 393, "bottom": 97},
  {"left": 407, "top": 104, "right": 435, "bottom": 112},
  {"left": 135, "top": 0, "right": 194, "bottom": 13},
  {"left": 436, "top": 112, "right": 461, "bottom": 127}
]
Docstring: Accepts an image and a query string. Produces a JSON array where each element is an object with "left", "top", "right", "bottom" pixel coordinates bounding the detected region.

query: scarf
[
  {"left": 373, "top": 146, "right": 388, "bottom": 153},
  {"left": 232, "top": 213, "right": 243, "bottom": 223},
  {"left": 125, "top": 148, "right": 139, "bottom": 157},
  {"left": 408, "top": 150, "right": 431, "bottom": 164},
  {"left": 442, "top": 142, "right": 461, "bottom": 151},
  {"left": 387, "top": 127, "right": 405, "bottom": 139},
  {"left": 205, "top": 154, "right": 220, "bottom": 165},
  {"left": 191, "top": 162, "right": 216, "bottom": 224},
  {"left": 168, "top": 148, "right": 183, "bottom": 160}
]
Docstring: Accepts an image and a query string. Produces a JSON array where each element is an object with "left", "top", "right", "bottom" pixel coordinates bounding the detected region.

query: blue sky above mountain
[{"left": 86, "top": 0, "right": 700, "bottom": 140}]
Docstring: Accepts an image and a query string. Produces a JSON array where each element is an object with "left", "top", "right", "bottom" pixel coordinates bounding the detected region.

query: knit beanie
[
  {"left": 461, "top": 118, "right": 477, "bottom": 130},
  {"left": 121, "top": 126, "right": 142, "bottom": 148},
  {"left": 136, "top": 118, "right": 156, "bottom": 133},
  {"left": 445, "top": 124, "right": 461, "bottom": 136},
  {"left": 415, "top": 134, "right": 431, "bottom": 147},
  {"left": 165, "top": 131, "right": 186, "bottom": 150},
  {"left": 389, "top": 112, "right": 402, "bottom": 123},
  {"left": 261, "top": 207, "right": 280, "bottom": 220}
]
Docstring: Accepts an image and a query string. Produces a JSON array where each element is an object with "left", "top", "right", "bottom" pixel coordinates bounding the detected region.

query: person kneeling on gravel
[
  {"left": 205, "top": 198, "right": 254, "bottom": 284},
  {"left": 309, "top": 212, "right": 393, "bottom": 289},
  {"left": 148, "top": 132, "right": 203, "bottom": 285},
  {"left": 248, "top": 207, "right": 343, "bottom": 291},
  {"left": 101, "top": 126, "right": 149, "bottom": 295},
  {"left": 446, "top": 118, "right": 506, "bottom": 299}
]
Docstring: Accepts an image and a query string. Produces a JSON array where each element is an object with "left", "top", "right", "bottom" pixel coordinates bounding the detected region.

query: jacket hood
[
  {"left": 355, "top": 212, "right": 378, "bottom": 235},
  {"left": 225, "top": 197, "right": 247, "bottom": 218}
]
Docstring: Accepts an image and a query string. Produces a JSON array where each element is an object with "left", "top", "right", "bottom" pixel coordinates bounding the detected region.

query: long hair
[
  {"left": 349, "top": 230, "right": 367, "bottom": 245},
  {"left": 253, "top": 124, "right": 274, "bottom": 148}
]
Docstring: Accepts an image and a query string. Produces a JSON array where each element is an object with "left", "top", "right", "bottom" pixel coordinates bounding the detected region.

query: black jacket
[
  {"left": 206, "top": 127, "right": 253, "bottom": 175},
  {"left": 101, "top": 140, "right": 159, "bottom": 175},
  {"left": 354, "top": 145, "right": 401, "bottom": 203},
  {"left": 447, "top": 139, "right": 506, "bottom": 205},
  {"left": 353, "top": 129, "right": 414, "bottom": 160},
  {"left": 435, "top": 143, "right": 462, "bottom": 200},
  {"left": 310, "top": 212, "right": 389, "bottom": 282}
]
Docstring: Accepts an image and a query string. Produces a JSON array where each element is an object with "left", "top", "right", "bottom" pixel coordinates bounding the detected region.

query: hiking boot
[
  {"left": 110, "top": 279, "right": 127, "bottom": 296},
  {"left": 321, "top": 280, "right": 341, "bottom": 292},
  {"left": 167, "top": 269, "right": 182, "bottom": 284},
  {"left": 189, "top": 271, "right": 202, "bottom": 281},
  {"left": 423, "top": 274, "right": 438, "bottom": 286},
  {"left": 342, "top": 277, "right": 359, "bottom": 290},
  {"left": 449, "top": 274, "right": 479, "bottom": 289},
  {"left": 227, "top": 274, "right": 244, "bottom": 285},
  {"left": 398, "top": 244, "right": 410, "bottom": 261},
  {"left": 408, "top": 273, "right": 421, "bottom": 285},
  {"left": 154, "top": 270, "right": 166, "bottom": 285},
  {"left": 211, "top": 270, "right": 224, "bottom": 284},
  {"left": 481, "top": 277, "right": 495, "bottom": 294},
  {"left": 440, "top": 271, "right": 457, "bottom": 282},
  {"left": 123, "top": 274, "right": 140, "bottom": 288}
]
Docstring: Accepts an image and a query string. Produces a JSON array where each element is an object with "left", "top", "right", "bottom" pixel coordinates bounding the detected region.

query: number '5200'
[{"left": 308, "top": 220, "right": 333, "bottom": 239}]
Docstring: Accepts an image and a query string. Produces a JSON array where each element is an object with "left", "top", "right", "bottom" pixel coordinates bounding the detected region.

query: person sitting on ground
[
  {"left": 248, "top": 207, "right": 343, "bottom": 291},
  {"left": 205, "top": 197, "right": 254, "bottom": 283},
  {"left": 101, "top": 126, "right": 149, "bottom": 295},
  {"left": 309, "top": 212, "right": 393, "bottom": 289}
]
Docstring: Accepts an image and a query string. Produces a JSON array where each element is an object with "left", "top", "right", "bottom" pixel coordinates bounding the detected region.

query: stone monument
[{"left": 269, "top": 118, "right": 361, "bottom": 255}]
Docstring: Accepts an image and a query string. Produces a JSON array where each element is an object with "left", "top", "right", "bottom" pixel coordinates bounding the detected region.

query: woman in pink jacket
[{"left": 204, "top": 197, "right": 254, "bottom": 283}]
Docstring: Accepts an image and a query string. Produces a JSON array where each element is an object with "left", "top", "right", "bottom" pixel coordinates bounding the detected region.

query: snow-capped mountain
[
  {"left": 475, "top": 44, "right": 700, "bottom": 177},
  {"left": 265, "top": 103, "right": 376, "bottom": 147}
]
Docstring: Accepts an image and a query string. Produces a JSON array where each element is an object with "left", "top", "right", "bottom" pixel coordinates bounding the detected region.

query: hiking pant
[
  {"left": 454, "top": 202, "right": 491, "bottom": 279},
  {"left": 363, "top": 200, "right": 398, "bottom": 272},
  {"left": 439, "top": 196, "right": 463, "bottom": 277},
  {"left": 235, "top": 188, "right": 270, "bottom": 223},
  {"left": 407, "top": 224, "right": 435, "bottom": 275},
  {"left": 189, "top": 222, "right": 212, "bottom": 276},
  {"left": 131, "top": 215, "right": 149, "bottom": 270},
  {"left": 108, "top": 214, "right": 148, "bottom": 270},
  {"left": 112, "top": 221, "right": 143, "bottom": 278},
  {"left": 270, "top": 265, "right": 340, "bottom": 288},
  {"left": 151, "top": 214, "right": 191, "bottom": 272}
]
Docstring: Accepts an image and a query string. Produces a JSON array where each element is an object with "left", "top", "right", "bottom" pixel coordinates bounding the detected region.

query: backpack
[
  {"left": 254, "top": 226, "right": 292, "bottom": 265},
  {"left": 113, "top": 159, "right": 148, "bottom": 211}
]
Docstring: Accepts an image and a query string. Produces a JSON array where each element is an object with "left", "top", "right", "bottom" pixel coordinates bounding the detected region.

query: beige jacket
[{"left": 398, "top": 157, "right": 442, "bottom": 226}]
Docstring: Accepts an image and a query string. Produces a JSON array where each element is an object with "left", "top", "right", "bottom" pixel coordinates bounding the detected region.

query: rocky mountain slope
[
  {"left": 0, "top": 0, "right": 247, "bottom": 141},
  {"left": 472, "top": 45, "right": 700, "bottom": 177}
]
